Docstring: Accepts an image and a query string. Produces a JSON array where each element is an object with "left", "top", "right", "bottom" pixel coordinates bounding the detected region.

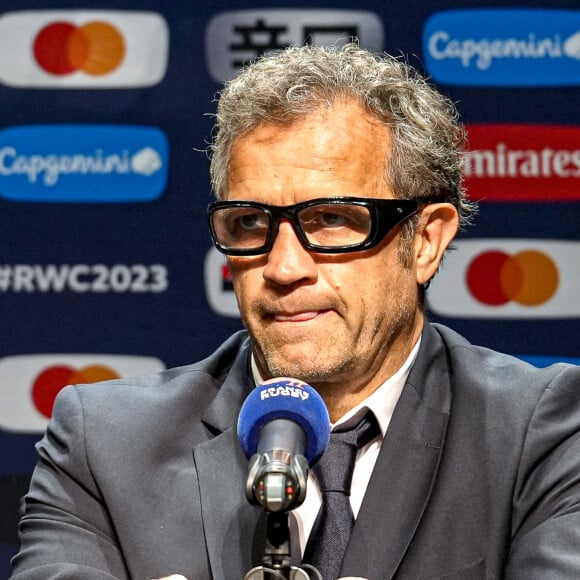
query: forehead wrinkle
[{"left": 227, "top": 100, "right": 393, "bottom": 202}]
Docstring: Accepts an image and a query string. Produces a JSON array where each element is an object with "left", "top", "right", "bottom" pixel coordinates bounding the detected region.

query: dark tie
[{"left": 302, "top": 411, "right": 380, "bottom": 580}]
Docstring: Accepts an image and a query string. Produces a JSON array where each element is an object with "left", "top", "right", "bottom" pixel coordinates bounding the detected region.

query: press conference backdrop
[{"left": 0, "top": 0, "right": 579, "bottom": 575}]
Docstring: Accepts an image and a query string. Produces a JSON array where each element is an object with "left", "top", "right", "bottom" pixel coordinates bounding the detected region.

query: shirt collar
[{"left": 332, "top": 337, "right": 421, "bottom": 436}]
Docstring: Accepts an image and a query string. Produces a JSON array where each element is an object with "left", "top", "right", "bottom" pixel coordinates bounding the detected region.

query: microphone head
[{"left": 237, "top": 377, "right": 330, "bottom": 465}]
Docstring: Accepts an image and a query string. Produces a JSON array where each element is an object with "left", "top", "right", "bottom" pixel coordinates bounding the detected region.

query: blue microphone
[{"left": 238, "top": 377, "right": 330, "bottom": 512}]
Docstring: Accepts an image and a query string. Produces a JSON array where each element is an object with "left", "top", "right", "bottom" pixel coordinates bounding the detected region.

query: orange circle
[
  {"left": 69, "top": 365, "right": 121, "bottom": 384},
  {"left": 510, "top": 250, "right": 559, "bottom": 306},
  {"left": 68, "top": 22, "right": 125, "bottom": 75}
]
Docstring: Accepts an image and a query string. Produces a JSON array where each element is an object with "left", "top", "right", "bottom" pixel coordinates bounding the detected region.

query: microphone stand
[
  {"left": 243, "top": 452, "right": 322, "bottom": 580},
  {"left": 244, "top": 512, "right": 314, "bottom": 579}
]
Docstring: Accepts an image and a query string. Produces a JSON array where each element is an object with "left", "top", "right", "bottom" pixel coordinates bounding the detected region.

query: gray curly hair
[{"left": 209, "top": 43, "right": 476, "bottom": 234}]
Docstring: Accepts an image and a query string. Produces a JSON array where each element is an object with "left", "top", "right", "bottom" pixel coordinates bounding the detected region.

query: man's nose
[{"left": 262, "top": 220, "right": 318, "bottom": 286}]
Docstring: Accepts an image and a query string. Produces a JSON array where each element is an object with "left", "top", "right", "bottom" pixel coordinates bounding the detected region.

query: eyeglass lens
[{"left": 211, "top": 203, "right": 373, "bottom": 250}]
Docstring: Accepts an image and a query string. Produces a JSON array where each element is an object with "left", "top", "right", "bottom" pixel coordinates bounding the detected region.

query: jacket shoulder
[
  {"left": 53, "top": 330, "right": 252, "bottom": 430},
  {"left": 429, "top": 322, "right": 580, "bottom": 415},
  {"left": 75, "top": 330, "right": 249, "bottom": 394}
]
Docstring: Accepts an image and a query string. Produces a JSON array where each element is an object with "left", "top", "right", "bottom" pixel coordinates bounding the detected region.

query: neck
[
  {"left": 252, "top": 312, "right": 425, "bottom": 423},
  {"left": 314, "top": 316, "right": 423, "bottom": 422}
]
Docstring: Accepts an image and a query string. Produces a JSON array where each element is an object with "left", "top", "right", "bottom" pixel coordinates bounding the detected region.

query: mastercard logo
[
  {"left": 33, "top": 21, "right": 125, "bottom": 76},
  {"left": 32, "top": 364, "right": 121, "bottom": 419},
  {"left": 428, "top": 240, "right": 580, "bottom": 319},
  {"left": 466, "top": 250, "right": 559, "bottom": 306},
  {"left": 0, "top": 10, "right": 168, "bottom": 88},
  {"left": 0, "top": 354, "right": 165, "bottom": 433}
]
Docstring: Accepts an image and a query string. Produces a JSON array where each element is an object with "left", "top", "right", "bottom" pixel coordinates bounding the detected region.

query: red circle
[
  {"left": 31, "top": 365, "right": 75, "bottom": 418},
  {"left": 33, "top": 22, "right": 78, "bottom": 75},
  {"left": 466, "top": 251, "right": 512, "bottom": 306}
]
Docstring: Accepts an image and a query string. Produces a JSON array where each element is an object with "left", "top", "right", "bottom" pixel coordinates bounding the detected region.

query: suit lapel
[
  {"left": 194, "top": 429, "right": 261, "bottom": 580},
  {"left": 341, "top": 323, "right": 452, "bottom": 580},
  {"left": 193, "top": 338, "right": 262, "bottom": 580}
]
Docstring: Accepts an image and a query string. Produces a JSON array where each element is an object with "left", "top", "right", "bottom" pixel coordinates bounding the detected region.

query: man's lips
[{"left": 266, "top": 309, "right": 332, "bottom": 322}]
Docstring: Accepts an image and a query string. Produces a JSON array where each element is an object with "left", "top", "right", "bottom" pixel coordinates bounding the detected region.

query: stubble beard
[
  {"left": 250, "top": 302, "right": 414, "bottom": 391},
  {"left": 252, "top": 327, "right": 353, "bottom": 385}
]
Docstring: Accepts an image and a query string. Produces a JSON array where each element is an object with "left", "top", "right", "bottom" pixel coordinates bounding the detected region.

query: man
[{"left": 11, "top": 44, "right": 580, "bottom": 579}]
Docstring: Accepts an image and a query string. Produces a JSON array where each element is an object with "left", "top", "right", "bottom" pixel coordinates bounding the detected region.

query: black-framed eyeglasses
[{"left": 208, "top": 196, "right": 420, "bottom": 256}]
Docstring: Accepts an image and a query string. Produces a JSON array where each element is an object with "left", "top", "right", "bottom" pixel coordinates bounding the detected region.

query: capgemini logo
[
  {"left": 423, "top": 9, "right": 580, "bottom": 86},
  {"left": 564, "top": 31, "right": 580, "bottom": 60},
  {"left": 130, "top": 147, "right": 162, "bottom": 176},
  {"left": 0, "top": 125, "right": 168, "bottom": 202}
]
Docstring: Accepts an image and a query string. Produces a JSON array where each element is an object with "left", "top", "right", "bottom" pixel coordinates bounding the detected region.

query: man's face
[{"left": 226, "top": 100, "right": 424, "bottom": 398}]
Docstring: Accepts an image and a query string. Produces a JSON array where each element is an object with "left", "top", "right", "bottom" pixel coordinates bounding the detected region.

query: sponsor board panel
[
  {"left": 205, "top": 9, "right": 383, "bottom": 82},
  {"left": 0, "top": 10, "right": 169, "bottom": 88},
  {"left": 517, "top": 355, "right": 580, "bottom": 367},
  {"left": 428, "top": 239, "right": 580, "bottom": 319},
  {"left": 423, "top": 9, "right": 580, "bottom": 86},
  {"left": 204, "top": 246, "right": 239, "bottom": 318},
  {"left": 464, "top": 124, "right": 580, "bottom": 202},
  {"left": 0, "top": 125, "right": 169, "bottom": 202},
  {"left": 0, "top": 354, "right": 165, "bottom": 433}
]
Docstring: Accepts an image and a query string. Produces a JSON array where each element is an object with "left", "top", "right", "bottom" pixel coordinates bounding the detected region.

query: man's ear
[{"left": 414, "top": 203, "right": 459, "bottom": 286}]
